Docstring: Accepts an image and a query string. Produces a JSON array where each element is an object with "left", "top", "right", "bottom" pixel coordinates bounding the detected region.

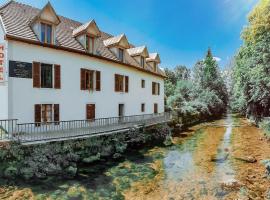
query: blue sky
[{"left": 1, "top": 0, "right": 258, "bottom": 68}]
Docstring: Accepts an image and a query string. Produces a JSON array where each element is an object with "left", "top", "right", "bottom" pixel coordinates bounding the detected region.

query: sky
[{"left": 0, "top": 0, "right": 258, "bottom": 68}]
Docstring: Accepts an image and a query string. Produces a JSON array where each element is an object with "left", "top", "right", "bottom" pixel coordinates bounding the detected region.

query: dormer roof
[
  {"left": 30, "top": 2, "right": 61, "bottom": 25},
  {"left": 127, "top": 46, "right": 149, "bottom": 57},
  {"left": 72, "top": 20, "right": 101, "bottom": 37},
  {"left": 146, "top": 53, "right": 161, "bottom": 63},
  {"left": 103, "top": 34, "right": 130, "bottom": 49}
]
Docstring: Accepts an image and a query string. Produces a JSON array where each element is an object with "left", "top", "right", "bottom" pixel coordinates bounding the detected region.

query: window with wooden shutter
[
  {"left": 33, "top": 62, "right": 41, "bottom": 88},
  {"left": 96, "top": 71, "right": 101, "bottom": 91},
  {"left": 86, "top": 104, "right": 95, "bottom": 121},
  {"left": 125, "top": 76, "right": 129, "bottom": 93},
  {"left": 54, "top": 65, "right": 61, "bottom": 89},
  {"left": 158, "top": 83, "right": 160, "bottom": 95},
  {"left": 34, "top": 104, "right": 41, "bottom": 126},
  {"left": 81, "top": 69, "right": 86, "bottom": 90},
  {"left": 54, "top": 104, "right": 60, "bottom": 124}
]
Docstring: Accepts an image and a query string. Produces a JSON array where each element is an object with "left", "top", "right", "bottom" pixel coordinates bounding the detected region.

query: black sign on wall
[{"left": 9, "top": 61, "right": 32, "bottom": 79}]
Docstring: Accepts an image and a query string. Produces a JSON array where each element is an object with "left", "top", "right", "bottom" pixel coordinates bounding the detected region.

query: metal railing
[
  {"left": 0, "top": 119, "right": 18, "bottom": 140},
  {"left": 0, "top": 112, "right": 172, "bottom": 143}
]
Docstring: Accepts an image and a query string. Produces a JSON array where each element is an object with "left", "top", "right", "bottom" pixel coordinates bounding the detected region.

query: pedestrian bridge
[{"left": 0, "top": 112, "right": 172, "bottom": 145}]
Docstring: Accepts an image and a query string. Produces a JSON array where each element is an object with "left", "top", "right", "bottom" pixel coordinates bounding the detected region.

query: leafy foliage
[
  {"left": 165, "top": 49, "right": 228, "bottom": 123},
  {"left": 231, "top": 0, "right": 270, "bottom": 122}
]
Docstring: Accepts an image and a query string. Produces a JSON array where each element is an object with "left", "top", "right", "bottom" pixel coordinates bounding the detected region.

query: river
[{"left": 1, "top": 114, "right": 270, "bottom": 200}]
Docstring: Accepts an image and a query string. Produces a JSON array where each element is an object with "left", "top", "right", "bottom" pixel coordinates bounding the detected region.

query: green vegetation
[
  {"left": 231, "top": 0, "right": 270, "bottom": 123},
  {"left": 165, "top": 49, "right": 228, "bottom": 125}
]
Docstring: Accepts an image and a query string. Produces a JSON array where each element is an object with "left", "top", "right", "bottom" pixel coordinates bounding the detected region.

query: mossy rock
[{"left": 82, "top": 153, "right": 101, "bottom": 164}]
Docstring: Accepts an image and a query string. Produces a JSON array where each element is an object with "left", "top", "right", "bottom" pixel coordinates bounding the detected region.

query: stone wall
[{"left": 0, "top": 124, "right": 171, "bottom": 180}]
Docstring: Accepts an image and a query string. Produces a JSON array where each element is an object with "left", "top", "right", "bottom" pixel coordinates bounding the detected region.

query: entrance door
[
  {"left": 86, "top": 104, "right": 95, "bottom": 121},
  {"left": 154, "top": 103, "right": 158, "bottom": 114},
  {"left": 118, "top": 104, "right": 124, "bottom": 122}
]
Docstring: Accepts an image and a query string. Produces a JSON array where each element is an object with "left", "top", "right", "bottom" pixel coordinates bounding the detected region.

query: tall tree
[{"left": 232, "top": 0, "right": 270, "bottom": 122}]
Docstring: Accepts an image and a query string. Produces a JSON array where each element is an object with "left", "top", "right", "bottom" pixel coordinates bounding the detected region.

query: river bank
[{"left": 0, "top": 115, "right": 270, "bottom": 200}]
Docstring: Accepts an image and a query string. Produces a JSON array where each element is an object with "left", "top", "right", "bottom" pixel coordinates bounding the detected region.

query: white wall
[
  {"left": 0, "top": 18, "right": 9, "bottom": 120},
  {"left": 8, "top": 41, "right": 164, "bottom": 123}
]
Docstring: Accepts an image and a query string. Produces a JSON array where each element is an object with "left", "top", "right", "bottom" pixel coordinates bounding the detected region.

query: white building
[{"left": 0, "top": 1, "right": 165, "bottom": 124}]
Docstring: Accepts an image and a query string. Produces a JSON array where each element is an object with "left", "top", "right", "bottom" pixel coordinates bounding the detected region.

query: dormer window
[
  {"left": 86, "top": 35, "right": 94, "bottom": 54},
  {"left": 153, "top": 62, "right": 157, "bottom": 72},
  {"left": 119, "top": 49, "right": 124, "bottom": 62},
  {"left": 141, "top": 57, "right": 145, "bottom": 68},
  {"left": 41, "top": 23, "right": 52, "bottom": 44}
]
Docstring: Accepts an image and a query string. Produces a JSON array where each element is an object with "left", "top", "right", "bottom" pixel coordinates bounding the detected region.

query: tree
[{"left": 231, "top": 0, "right": 270, "bottom": 122}]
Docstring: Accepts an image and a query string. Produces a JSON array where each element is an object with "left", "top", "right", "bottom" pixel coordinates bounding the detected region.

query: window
[
  {"left": 41, "top": 23, "right": 52, "bottom": 44},
  {"left": 41, "top": 104, "right": 53, "bottom": 123},
  {"left": 35, "top": 104, "right": 59, "bottom": 125},
  {"left": 33, "top": 62, "right": 61, "bottom": 89},
  {"left": 81, "top": 69, "right": 101, "bottom": 91},
  {"left": 153, "top": 62, "right": 157, "bottom": 72},
  {"left": 141, "top": 103, "right": 145, "bottom": 112},
  {"left": 140, "top": 56, "right": 145, "bottom": 68},
  {"left": 119, "top": 48, "right": 124, "bottom": 62},
  {"left": 41, "top": 64, "right": 53, "bottom": 88},
  {"left": 152, "top": 82, "right": 160, "bottom": 95},
  {"left": 85, "top": 70, "right": 94, "bottom": 90},
  {"left": 115, "top": 74, "right": 129, "bottom": 93},
  {"left": 141, "top": 79, "right": 145, "bottom": 88},
  {"left": 86, "top": 35, "right": 94, "bottom": 53}
]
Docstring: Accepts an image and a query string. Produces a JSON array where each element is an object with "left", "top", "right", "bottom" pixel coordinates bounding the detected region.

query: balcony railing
[{"left": 0, "top": 112, "right": 172, "bottom": 144}]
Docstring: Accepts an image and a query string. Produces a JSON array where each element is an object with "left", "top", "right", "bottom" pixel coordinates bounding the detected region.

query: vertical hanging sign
[{"left": 0, "top": 44, "right": 5, "bottom": 83}]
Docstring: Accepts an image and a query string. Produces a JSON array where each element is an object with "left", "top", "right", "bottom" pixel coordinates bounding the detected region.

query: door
[
  {"left": 118, "top": 104, "right": 124, "bottom": 122},
  {"left": 86, "top": 104, "right": 95, "bottom": 121},
  {"left": 154, "top": 103, "right": 158, "bottom": 114}
]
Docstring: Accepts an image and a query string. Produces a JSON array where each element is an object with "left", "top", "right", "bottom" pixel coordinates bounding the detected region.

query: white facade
[
  {"left": 0, "top": 1, "right": 165, "bottom": 124},
  {"left": 0, "top": 40, "right": 164, "bottom": 123}
]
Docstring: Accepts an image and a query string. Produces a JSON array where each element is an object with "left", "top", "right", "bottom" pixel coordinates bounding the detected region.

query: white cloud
[{"left": 213, "top": 57, "right": 222, "bottom": 62}]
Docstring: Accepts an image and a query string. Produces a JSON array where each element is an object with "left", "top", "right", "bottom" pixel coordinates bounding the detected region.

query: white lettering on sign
[{"left": 0, "top": 44, "right": 5, "bottom": 83}]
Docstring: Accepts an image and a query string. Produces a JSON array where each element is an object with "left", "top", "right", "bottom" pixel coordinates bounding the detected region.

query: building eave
[{"left": 5, "top": 34, "right": 166, "bottom": 79}]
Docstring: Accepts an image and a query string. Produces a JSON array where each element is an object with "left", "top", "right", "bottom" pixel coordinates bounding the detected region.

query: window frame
[
  {"left": 41, "top": 104, "right": 53, "bottom": 123},
  {"left": 119, "top": 48, "right": 124, "bottom": 62},
  {"left": 140, "top": 56, "right": 145, "bottom": 68},
  {"left": 141, "top": 79, "right": 145, "bottom": 88},
  {"left": 86, "top": 35, "right": 95, "bottom": 54},
  {"left": 40, "top": 63, "right": 53, "bottom": 88},
  {"left": 41, "top": 22, "right": 53, "bottom": 44}
]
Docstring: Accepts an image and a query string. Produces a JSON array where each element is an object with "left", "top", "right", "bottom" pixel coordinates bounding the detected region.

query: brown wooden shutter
[
  {"left": 54, "top": 104, "right": 60, "bottom": 124},
  {"left": 86, "top": 104, "right": 95, "bottom": 120},
  {"left": 115, "top": 74, "right": 118, "bottom": 92},
  {"left": 125, "top": 76, "right": 129, "bottom": 93},
  {"left": 96, "top": 71, "right": 101, "bottom": 91},
  {"left": 81, "top": 68, "right": 86, "bottom": 90},
  {"left": 33, "top": 62, "right": 40, "bottom": 88},
  {"left": 158, "top": 83, "right": 160, "bottom": 95},
  {"left": 54, "top": 65, "right": 61, "bottom": 89},
  {"left": 152, "top": 82, "right": 155, "bottom": 95},
  {"left": 35, "top": 104, "right": 41, "bottom": 126}
]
